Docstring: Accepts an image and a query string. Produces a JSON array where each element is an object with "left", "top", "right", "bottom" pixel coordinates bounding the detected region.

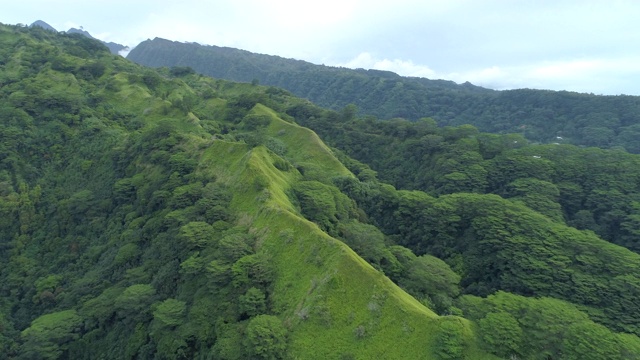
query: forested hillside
[
  {"left": 291, "top": 107, "right": 640, "bottom": 254},
  {"left": 128, "top": 38, "right": 640, "bottom": 153},
  {"left": 287, "top": 104, "right": 640, "bottom": 358},
  {"left": 0, "top": 23, "right": 493, "bottom": 359},
  {"left": 3, "top": 22, "right": 640, "bottom": 360}
]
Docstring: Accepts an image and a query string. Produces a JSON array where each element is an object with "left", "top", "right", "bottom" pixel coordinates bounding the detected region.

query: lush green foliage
[
  {"left": 4, "top": 22, "right": 640, "bottom": 360},
  {"left": 244, "top": 315, "right": 288, "bottom": 359},
  {"left": 334, "top": 172, "right": 640, "bottom": 334},
  {"left": 20, "top": 310, "right": 82, "bottom": 359},
  {"left": 459, "top": 292, "right": 640, "bottom": 360},
  {"left": 284, "top": 94, "right": 640, "bottom": 355},
  {"left": 294, "top": 107, "right": 640, "bottom": 255}
]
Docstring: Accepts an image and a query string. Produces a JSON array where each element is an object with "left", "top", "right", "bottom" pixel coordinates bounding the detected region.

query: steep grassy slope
[
  {"left": 196, "top": 103, "right": 494, "bottom": 358},
  {"left": 199, "top": 137, "right": 491, "bottom": 359}
]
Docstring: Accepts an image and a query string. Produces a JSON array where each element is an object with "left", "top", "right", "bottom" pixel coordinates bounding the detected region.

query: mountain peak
[
  {"left": 66, "top": 27, "right": 94, "bottom": 39},
  {"left": 30, "top": 20, "right": 57, "bottom": 32},
  {"left": 65, "top": 26, "right": 128, "bottom": 55},
  {"left": 26, "top": 21, "right": 128, "bottom": 55}
]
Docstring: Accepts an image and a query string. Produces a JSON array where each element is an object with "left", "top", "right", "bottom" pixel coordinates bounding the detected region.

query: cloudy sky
[{"left": 4, "top": 0, "right": 640, "bottom": 95}]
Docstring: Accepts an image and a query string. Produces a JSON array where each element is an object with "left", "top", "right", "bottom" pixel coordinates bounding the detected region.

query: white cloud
[
  {"left": 253, "top": 0, "right": 359, "bottom": 27},
  {"left": 339, "top": 53, "right": 640, "bottom": 95},
  {"left": 532, "top": 60, "right": 605, "bottom": 79},
  {"left": 445, "top": 57, "right": 640, "bottom": 95},
  {"left": 118, "top": 48, "right": 131, "bottom": 57},
  {"left": 341, "top": 52, "right": 436, "bottom": 78},
  {"left": 62, "top": 21, "right": 81, "bottom": 30}
]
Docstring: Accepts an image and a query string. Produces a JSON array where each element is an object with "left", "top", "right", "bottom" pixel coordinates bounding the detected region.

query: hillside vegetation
[
  {"left": 2, "top": 23, "right": 640, "bottom": 360},
  {"left": 128, "top": 37, "right": 640, "bottom": 153},
  {"left": 292, "top": 107, "right": 640, "bottom": 254},
  {"left": 0, "top": 23, "right": 495, "bottom": 359}
]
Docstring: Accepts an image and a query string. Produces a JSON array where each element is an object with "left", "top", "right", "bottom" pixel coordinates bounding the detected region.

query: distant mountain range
[
  {"left": 127, "top": 37, "right": 640, "bottom": 153},
  {"left": 120, "top": 39, "right": 498, "bottom": 124},
  {"left": 30, "top": 20, "right": 127, "bottom": 55}
]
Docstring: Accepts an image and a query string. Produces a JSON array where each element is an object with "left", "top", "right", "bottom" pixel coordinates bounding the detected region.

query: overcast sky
[{"left": 4, "top": 0, "right": 640, "bottom": 95}]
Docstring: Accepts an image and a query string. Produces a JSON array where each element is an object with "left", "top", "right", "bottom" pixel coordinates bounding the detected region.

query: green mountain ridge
[
  {"left": 2, "top": 22, "right": 640, "bottom": 360},
  {"left": 127, "top": 37, "right": 640, "bottom": 153}
]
